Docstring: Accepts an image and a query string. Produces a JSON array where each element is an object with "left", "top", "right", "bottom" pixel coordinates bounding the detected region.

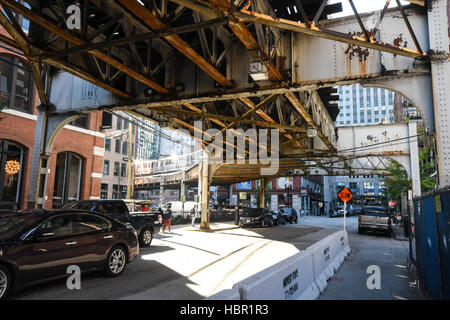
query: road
[
  {"left": 12, "top": 221, "right": 334, "bottom": 300},
  {"left": 11, "top": 215, "right": 423, "bottom": 300},
  {"left": 298, "top": 215, "right": 424, "bottom": 300}
]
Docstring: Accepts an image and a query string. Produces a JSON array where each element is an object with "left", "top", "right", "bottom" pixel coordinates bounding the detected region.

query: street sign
[{"left": 338, "top": 187, "right": 353, "bottom": 203}]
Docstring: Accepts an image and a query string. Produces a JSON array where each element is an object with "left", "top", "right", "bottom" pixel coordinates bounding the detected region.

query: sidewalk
[
  {"left": 392, "top": 225, "right": 409, "bottom": 241},
  {"left": 182, "top": 221, "right": 240, "bottom": 232}
]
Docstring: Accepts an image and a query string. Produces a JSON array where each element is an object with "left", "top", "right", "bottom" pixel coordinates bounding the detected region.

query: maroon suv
[{"left": 0, "top": 209, "right": 139, "bottom": 299}]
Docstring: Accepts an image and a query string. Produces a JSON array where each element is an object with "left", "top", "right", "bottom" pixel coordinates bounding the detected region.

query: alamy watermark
[
  {"left": 366, "top": 265, "right": 381, "bottom": 290},
  {"left": 66, "top": 5, "right": 81, "bottom": 30},
  {"left": 66, "top": 265, "right": 81, "bottom": 290}
]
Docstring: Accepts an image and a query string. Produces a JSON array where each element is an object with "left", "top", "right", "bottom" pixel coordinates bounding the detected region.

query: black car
[
  {"left": 239, "top": 208, "right": 273, "bottom": 228},
  {"left": 63, "top": 199, "right": 161, "bottom": 247},
  {"left": 271, "top": 210, "right": 285, "bottom": 226},
  {"left": 0, "top": 209, "right": 139, "bottom": 299},
  {"left": 280, "top": 208, "right": 298, "bottom": 224}
]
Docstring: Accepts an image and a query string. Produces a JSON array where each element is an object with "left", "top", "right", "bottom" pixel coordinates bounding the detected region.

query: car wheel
[
  {"left": 139, "top": 228, "right": 153, "bottom": 247},
  {"left": 269, "top": 219, "right": 274, "bottom": 227},
  {"left": 0, "top": 265, "right": 12, "bottom": 300},
  {"left": 104, "top": 245, "right": 127, "bottom": 277},
  {"left": 358, "top": 227, "right": 363, "bottom": 234}
]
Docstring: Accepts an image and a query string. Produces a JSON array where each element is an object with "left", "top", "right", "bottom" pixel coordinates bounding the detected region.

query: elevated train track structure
[{"left": 0, "top": 0, "right": 448, "bottom": 228}]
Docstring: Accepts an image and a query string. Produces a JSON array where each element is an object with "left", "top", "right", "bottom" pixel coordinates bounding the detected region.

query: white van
[{"left": 163, "top": 201, "right": 199, "bottom": 217}]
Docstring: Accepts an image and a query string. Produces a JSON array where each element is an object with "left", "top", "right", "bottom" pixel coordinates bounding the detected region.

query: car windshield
[
  {"left": 363, "top": 206, "right": 387, "bottom": 213},
  {"left": 0, "top": 212, "right": 40, "bottom": 240},
  {"left": 243, "top": 208, "right": 262, "bottom": 217},
  {"left": 63, "top": 201, "right": 97, "bottom": 211},
  {"left": 282, "top": 208, "right": 292, "bottom": 214}
]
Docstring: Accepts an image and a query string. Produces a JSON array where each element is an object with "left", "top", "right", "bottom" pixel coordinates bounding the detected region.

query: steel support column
[
  {"left": 200, "top": 152, "right": 210, "bottom": 230},
  {"left": 428, "top": 0, "right": 450, "bottom": 186},
  {"left": 408, "top": 121, "right": 422, "bottom": 197},
  {"left": 259, "top": 177, "right": 267, "bottom": 208}
]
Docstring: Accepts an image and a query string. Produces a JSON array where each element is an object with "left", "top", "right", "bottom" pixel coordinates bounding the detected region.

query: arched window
[
  {"left": 53, "top": 152, "right": 84, "bottom": 208},
  {"left": 0, "top": 54, "right": 34, "bottom": 113},
  {"left": 0, "top": 140, "right": 26, "bottom": 210}
]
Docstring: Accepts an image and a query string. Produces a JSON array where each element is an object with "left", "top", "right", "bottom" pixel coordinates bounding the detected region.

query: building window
[
  {"left": 103, "top": 160, "right": 110, "bottom": 176},
  {"left": 363, "top": 182, "right": 375, "bottom": 190},
  {"left": 120, "top": 186, "right": 127, "bottom": 199},
  {"left": 0, "top": 54, "right": 34, "bottom": 114},
  {"left": 112, "top": 185, "right": 119, "bottom": 199},
  {"left": 69, "top": 115, "right": 89, "bottom": 129},
  {"left": 116, "top": 117, "right": 122, "bottom": 130},
  {"left": 114, "top": 162, "right": 120, "bottom": 176},
  {"left": 105, "top": 138, "right": 111, "bottom": 152},
  {"left": 120, "top": 163, "right": 127, "bottom": 177},
  {"left": 122, "top": 141, "right": 128, "bottom": 155},
  {"left": 349, "top": 182, "right": 359, "bottom": 189},
  {"left": 0, "top": 140, "right": 25, "bottom": 210},
  {"left": 115, "top": 139, "right": 121, "bottom": 153},
  {"left": 53, "top": 152, "right": 83, "bottom": 208},
  {"left": 101, "top": 184, "right": 108, "bottom": 199}
]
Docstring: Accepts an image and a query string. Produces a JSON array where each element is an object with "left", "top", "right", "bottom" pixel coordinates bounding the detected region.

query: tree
[
  {"left": 384, "top": 159, "right": 411, "bottom": 202},
  {"left": 419, "top": 145, "right": 437, "bottom": 192}
]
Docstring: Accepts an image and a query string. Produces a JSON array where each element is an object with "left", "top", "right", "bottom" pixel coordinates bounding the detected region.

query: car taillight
[
  {"left": 358, "top": 215, "right": 361, "bottom": 223},
  {"left": 158, "top": 215, "right": 162, "bottom": 223}
]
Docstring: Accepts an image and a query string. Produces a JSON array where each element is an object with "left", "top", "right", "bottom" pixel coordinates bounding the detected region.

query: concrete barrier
[
  {"left": 307, "top": 234, "right": 336, "bottom": 293},
  {"left": 205, "top": 288, "right": 241, "bottom": 300},
  {"left": 329, "top": 231, "right": 350, "bottom": 272},
  {"left": 205, "top": 230, "right": 350, "bottom": 300},
  {"left": 233, "top": 252, "right": 320, "bottom": 300}
]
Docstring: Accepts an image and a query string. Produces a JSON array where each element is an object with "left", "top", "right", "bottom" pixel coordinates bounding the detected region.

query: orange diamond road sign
[{"left": 338, "top": 188, "right": 353, "bottom": 203}]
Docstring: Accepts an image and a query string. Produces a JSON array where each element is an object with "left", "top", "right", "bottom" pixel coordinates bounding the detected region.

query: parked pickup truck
[
  {"left": 63, "top": 199, "right": 162, "bottom": 247},
  {"left": 358, "top": 206, "right": 392, "bottom": 235}
]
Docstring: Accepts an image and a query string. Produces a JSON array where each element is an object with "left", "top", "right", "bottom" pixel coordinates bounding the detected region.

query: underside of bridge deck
[{"left": 0, "top": 0, "right": 446, "bottom": 228}]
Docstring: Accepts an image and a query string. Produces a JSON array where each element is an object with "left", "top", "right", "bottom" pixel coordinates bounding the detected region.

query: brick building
[{"left": 0, "top": 21, "right": 104, "bottom": 210}]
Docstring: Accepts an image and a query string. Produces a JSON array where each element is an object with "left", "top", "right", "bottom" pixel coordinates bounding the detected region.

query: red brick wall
[{"left": 0, "top": 20, "right": 105, "bottom": 209}]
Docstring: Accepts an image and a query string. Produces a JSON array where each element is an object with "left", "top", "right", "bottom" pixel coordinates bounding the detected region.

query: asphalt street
[
  {"left": 10, "top": 216, "right": 423, "bottom": 300},
  {"left": 298, "top": 216, "right": 424, "bottom": 300},
  {"left": 12, "top": 221, "right": 333, "bottom": 300}
]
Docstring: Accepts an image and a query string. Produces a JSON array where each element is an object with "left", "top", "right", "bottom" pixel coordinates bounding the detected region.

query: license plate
[{"left": 246, "top": 219, "right": 251, "bottom": 223}]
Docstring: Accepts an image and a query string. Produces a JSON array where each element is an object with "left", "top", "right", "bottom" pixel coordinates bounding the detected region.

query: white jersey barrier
[
  {"left": 206, "top": 288, "right": 241, "bottom": 300},
  {"left": 233, "top": 251, "right": 320, "bottom": 300},
  {"left": 330, "top": 230, "right": 351, "bottom": 272},
  {"left": 204, "top": 230, "right": 350, "bottom": 300},
  {"left": 307, "top": 234, "right": 336, "bottom": 293}
]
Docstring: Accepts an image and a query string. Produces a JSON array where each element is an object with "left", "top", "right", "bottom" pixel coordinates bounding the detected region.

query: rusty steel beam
[
  {"left": 44, "top": 57, "right": 131, "bottom": 98},
  {"left": 234, "top": 8, "right": 427, "bottom": 59},
  {"left": 42, "top": 17, "right": 228, "bottom": 60},
  {"left": 146, "top": 106, "right": 308, "bottom": 133},
  {"left": 169, "top": 0, "right": 427, "bottom": 59},
  {"left": 0, "top": 9, "right": 48, "bottom": 104},
  {"left": 212, "top": 0, "right": 284, "bottom": 81},
  {"left": 395, "top": 0, "right": 423, "bottom": 54},
  {"left": 370, "top": 0, "right": 392, "bottom": 39},
  {"left": 1, "top": 0, "right": 170, "bottom": 95},
  {"left": 117, "top": 0, "right": 232, "bottom": 88},
  {"left": 222, "top": 94, "right": 278, "bottom": 130},
  {"left": 348, "top": 0, "right": 370, "bottom": 41},
  {"left": 0, "top": 29, "right": 131, "bottom": 99},
  {"left": 285, "top": 92, "right": 336, "bottom": 152}
]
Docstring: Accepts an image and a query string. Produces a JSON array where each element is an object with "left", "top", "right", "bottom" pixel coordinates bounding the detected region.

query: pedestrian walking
[
  {"left": 190, "top": 205, "right": 197, "bottom": 227},
  {"left": 162, "top": 205, "right": 173, "bottom": 232}
]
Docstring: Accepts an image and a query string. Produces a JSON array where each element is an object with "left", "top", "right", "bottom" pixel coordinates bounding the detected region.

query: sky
[{"left": 328, "top": 0, "right": 410, "bottom": 18}]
